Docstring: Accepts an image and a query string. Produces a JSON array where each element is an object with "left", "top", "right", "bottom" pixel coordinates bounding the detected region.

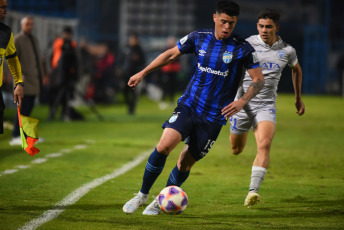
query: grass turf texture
[{"left": 0, "top": 94, "right": 343, "bottom": 229}]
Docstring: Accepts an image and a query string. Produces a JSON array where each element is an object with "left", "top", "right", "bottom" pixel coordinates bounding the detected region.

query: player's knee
[
  {"left": 258, "top": 138, "right": 272, "bottom": 151},
  {"left": 232, "top": 146, "right": 243, "bottom": 155},
  {"left": 156, "top": 143, "right": 172, "bottom": 155}
]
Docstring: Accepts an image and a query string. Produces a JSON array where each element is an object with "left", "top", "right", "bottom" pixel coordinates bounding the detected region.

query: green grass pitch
[{"left": 0, "top": 94, "right": 343, "bottom": 229}]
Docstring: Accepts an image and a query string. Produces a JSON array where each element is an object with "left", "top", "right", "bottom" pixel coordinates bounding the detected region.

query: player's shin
[
  {"left": 140, "top": 148, "right": 168, "bottom": 194},
  {"left": 166, "top": 165, "right": 190, "bottom": 187},
  {"left": 249, "top": 166, "right": 267, "bottom": 192}
]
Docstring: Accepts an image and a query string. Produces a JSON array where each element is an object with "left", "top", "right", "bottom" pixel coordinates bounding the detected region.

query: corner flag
[{"left": 17, "top": 104, "right": 40, "bottom": 156}]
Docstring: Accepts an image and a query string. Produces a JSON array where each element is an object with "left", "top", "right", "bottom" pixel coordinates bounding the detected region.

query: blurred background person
[
  {"left": 118, "top": 33, "right": 145, "bottom": 115},
  {"left": 48, "top": 26, "right": 79, "bottom": 121},
  {"left": 159, "top": 36, "right": 181, "bottom": 109},
  {"left": 93, "top": 43, "right": 116, "bottom": 104},
  {"left": 9, "top": 16, "right": 44, "bottom": 145},
  {"left": 0, "top": 0, "right": 24, "bottom": 135}
]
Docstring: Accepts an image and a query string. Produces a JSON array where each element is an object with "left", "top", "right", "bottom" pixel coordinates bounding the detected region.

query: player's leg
[
  {"left": 229, "top": 111, "right": 252, "bottom": 155},
  {"left": 123, "top": 128, "right": 182, "bottom": 214},
  {"left": 230, "top": 132, "right": 249, "bottom": 155},
  {"left": 166, "top": 145, "right": 195, "bottom": 187},
  {"left": 143, "top": 145, "right": 194, "bottom": 215},
  {"left": 245, "top": 120, "right": 275, "bottom": 207}
]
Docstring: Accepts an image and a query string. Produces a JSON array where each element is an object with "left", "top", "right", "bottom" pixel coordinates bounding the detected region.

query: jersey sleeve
[
  {"left": 5, "top": 32, "right": 17, "bottom": 58},
  {"left": 177, "top": 31, "right": 197, "bottom": 54},
  {"left": 287, "top": 46, "right": 298, "bottom": 67},
  {"left": 5, "top": 33, "right": 23, "bottom": 84},
  {"left": 242, "top": 42, "right": 260, "bottom": 69}
]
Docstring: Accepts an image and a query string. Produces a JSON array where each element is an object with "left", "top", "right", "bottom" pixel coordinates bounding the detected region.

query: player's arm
[
  {"left": 128, "top": 46, "right": 182, "bottom": 89},
  {"left": 7, "top": 55, "right": 24, "bottom": 105},
  {"left": 6, "top": 33, "right": 24, "bottom": 105},
  {"left": 291, "top": 62, "right": 305, "bottom": 115},
  {"left": 222, "top": 67, "right": 264, "bottom": 119}
]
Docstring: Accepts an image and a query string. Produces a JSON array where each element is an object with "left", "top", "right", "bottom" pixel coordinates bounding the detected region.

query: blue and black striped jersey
[{"left": 177, "top": 29, "right": 259, "bottom": 125}]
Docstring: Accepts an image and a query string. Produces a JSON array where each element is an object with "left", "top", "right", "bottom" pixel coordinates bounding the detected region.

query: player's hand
[
  {"left": 13, "top": 84, "right": 24, "bottom": 107},
  {"left": 295, "top": 99, "right": 305, "bottom": 116},
  {"left": 222, "top": 99, "right": 245, "bottom": 119},
  {"left": 128, "top": 72, "right": 144, "bottom": 90}
]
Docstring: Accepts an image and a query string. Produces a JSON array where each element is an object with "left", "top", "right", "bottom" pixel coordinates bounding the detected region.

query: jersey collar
[{"left": 257, "top": 34, "right": 282, "bottom": 48}]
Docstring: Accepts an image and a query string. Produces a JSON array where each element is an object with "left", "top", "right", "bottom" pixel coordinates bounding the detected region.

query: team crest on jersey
[
  {"left": 222, "top": 51, "right": 233, "bottom": 64},
  {"left": 169, "top": 112, "right": 180, "bottom": 123},
  {"left": 278, "top": 50, "right": 284, "bottom": 58}
]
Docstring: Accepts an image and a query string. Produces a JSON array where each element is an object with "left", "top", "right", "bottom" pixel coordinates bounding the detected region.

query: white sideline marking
[
  {"left": 31, "top": 158, "right": 47, "bottom": 164},
  {"left": 46, "top": 153, "right": 63, "bottom": 158},
  {"left": 16, "top": 165, "right": 31, "bottom": 169},
  {"left": 2, "top": 169, "right": 18, "bottom": 175},
  {"left": 19, "top": 150, "right": 151, "bottom": 230},
  {"left": 0, "top": 141, "right": 95, "bottom": 178}
]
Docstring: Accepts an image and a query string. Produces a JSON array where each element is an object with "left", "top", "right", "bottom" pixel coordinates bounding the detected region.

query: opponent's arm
[
  {"left": 128, "top": 46, "right": 182, "bottom": 89},
  {"left": 222, "top": 67, "right": 264, "bottom": 119},
  {"left": 291, "top": 62, "right": 305, "bottom": 115}
]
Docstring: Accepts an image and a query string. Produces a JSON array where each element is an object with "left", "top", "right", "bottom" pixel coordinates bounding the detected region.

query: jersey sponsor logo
[
  {"left": 260, "top": 62, "right": 281, "bottom": 70},
  {"left": 278, "top": 50, "right": 284, "bottom": 58},
  {"left": 199, "top": 50, "right": 206, "bottom": 56},
  {"left": 222, "top": 51, "right": 233, "bottom": 64},
  {"left": 169, "top": 112, "right": 180, "bottom": 123},
  {"left": 198, "top": 63, "right": 229, "bottom": 77},
  {"left": 180, "top": 35, "right": 188, "bottom": 45}
]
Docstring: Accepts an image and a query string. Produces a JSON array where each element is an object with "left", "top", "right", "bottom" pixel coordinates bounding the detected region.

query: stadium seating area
[{"left": 8, "top": 0, "right": 76, "bottom": 18}]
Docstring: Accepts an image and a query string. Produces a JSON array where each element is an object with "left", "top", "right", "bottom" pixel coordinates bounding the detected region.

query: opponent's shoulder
[
  {"left": 277, "top": 36, "right": 296, "bottom": 51},
  {"left": 231, "top": 33, "right": 252, "bottom": 46},
  {"left": 245, "top": 35, "right": 259, "bottom": 44}
]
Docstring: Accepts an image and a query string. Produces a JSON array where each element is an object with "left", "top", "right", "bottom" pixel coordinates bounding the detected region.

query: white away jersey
[{"left": 236, "top": 35, "right": 298, "bottom": 103}]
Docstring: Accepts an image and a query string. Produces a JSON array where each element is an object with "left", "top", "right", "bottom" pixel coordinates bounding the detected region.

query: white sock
[{"left": 249, "top": 166, "right": 267, "bottom": 192}]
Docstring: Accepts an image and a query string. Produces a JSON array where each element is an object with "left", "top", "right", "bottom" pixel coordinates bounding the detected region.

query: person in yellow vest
[{"left": 0, "top": 0, "right": 24, "bottom": 134}]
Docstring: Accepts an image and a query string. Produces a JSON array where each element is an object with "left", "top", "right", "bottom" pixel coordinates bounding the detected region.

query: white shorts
[{"left": 230, "top": 102, "right": 276, "bottom": 135}]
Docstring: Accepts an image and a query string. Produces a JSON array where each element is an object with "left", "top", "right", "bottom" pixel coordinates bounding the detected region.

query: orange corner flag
[{"left": 17, "top": 104, "right": 40, "bottom": 156}]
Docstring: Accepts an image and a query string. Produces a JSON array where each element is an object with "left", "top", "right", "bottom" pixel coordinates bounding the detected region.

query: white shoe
[
  {"left": 143, "top": 196, "right": 161, "bottom": 215},
  {"left": 9, "top": 136, "right": 22, "bottom": 146},
  {"left": 123, "top": 192, "right": 148, "bottom": 214},
  {"left": 244, "top": 191, "right": 261, "bottom": 207}
]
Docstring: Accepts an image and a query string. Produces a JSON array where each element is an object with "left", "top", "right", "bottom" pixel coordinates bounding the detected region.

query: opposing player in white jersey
[{"left": 228, "top": 8, "right": 305, "bottom": 207}]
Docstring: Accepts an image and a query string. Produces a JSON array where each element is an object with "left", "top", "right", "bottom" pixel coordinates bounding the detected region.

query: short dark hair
[
  {"left": 216, "top": 0, "right": 240, "bottom": 17},
  {"left": 257, "top": 8, "right": 280, "bottom": 25}
]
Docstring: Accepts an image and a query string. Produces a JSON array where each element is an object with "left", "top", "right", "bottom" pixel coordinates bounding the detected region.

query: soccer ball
[{"left": 158, "top": 185, "right": 188, "bottom": 215}]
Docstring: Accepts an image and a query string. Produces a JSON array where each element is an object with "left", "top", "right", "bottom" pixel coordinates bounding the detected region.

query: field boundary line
[{"left": 18, "top": 150, "right": 151, "bottom": 230}]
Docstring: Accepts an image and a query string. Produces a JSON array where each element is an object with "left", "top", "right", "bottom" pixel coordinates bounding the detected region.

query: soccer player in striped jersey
[
  {"left": 229, "top": 8, "right": 305, "bottom": 207},
  {"left": 123, "top": 0, "right": 264, "bottom": 215},
  {"left": 0, "top": 0, "right": 24, "bottom": 134}
]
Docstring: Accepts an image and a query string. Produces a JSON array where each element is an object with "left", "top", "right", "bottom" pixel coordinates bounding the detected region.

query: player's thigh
[{"left": 157, "top": 128, "right": 183, "bottom": 155}]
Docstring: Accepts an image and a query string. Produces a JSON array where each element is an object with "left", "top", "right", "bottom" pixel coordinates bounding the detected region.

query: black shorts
[{"left": 162, "top": 103, "right": 222, "bottom": 161}]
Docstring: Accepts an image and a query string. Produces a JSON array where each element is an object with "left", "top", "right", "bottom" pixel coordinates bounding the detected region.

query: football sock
[
  {"left": 166, "top": 165, "right": 190, "bottom": 187},
  {"left": 140, "top": 148, "right": 168, "bottom": 194},
  {"left": 249, "top": 166, "right": 267, "bottom": 192}
]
